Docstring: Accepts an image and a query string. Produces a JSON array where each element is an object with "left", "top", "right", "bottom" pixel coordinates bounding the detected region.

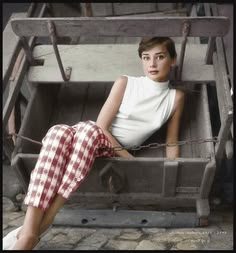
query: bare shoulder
[
  {"left": 110, "top": 76, "right": 128, "bottom": 95},
  {"left": 175, "top": 89, "right": 185, "bottom": 101},
  {"left": 175, "top": 89, "right": 185, "bottom": 107},
  {"left": 114, "top": 75, "right": 128, "bottom": 86},
  {"left": 171, "top": 88, "right": 185, "bottom": 116}
]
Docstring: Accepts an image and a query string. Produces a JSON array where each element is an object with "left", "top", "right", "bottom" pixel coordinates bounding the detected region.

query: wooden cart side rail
[
  {"left": 11, "top": 16, "right": 230, "bottom": 37},
  {"left": 210, "top": 3, "right": 234, "bottom": 161},
  {"left": 3, "top": 13, "right": 27, "bottom": 93},
  {"left": 12, "top": 152, "right": 211, "bottom": 193},
  {"left": 2, "top": 4, "right": 49, "bottom": 161},
  {"left": 3, "top": 4, "right": 42, "bottom": 92}
]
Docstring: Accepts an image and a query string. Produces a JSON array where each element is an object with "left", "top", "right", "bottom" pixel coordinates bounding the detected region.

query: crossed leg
[{"left": 12, "top": 121, "right": 113, "bottom": 250}]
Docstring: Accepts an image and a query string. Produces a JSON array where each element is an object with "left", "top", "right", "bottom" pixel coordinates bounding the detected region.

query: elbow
[{"left": 166, "top": 146, "right": 180, "bottom": 159}]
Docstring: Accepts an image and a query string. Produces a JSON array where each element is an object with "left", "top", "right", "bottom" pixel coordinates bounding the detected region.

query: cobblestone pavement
[{"left": 3, "top": 197, "right": 234, "bottom": 250}]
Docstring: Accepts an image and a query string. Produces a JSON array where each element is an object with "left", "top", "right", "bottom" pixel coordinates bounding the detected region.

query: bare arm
[
  {"left": 96, "top": 76, "right": 134, "bottom": 158},
  {"left": 165, "top": 90, "right": 185, "bottom": 158}
]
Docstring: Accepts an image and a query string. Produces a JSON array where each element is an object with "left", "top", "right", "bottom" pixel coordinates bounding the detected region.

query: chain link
[
  {"left": 5, "top": 133, "right": 219, "bottom": 151},
  {"left": 102, "top": 136, "right": 219, "bottom": 152}
]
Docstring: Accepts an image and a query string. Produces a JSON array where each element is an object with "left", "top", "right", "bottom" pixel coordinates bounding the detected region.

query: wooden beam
[
  {"left": 11, "top": 17, "right": 230, "bottom": 37},
  {"left": 53, "top": 209, "right": 199, "bottom": 228},
  {"left": 27, "top": 44, "right": 215, "bottom": 84},
  {"left": 3, "top": 13, "right": 27, "bottom": 92}
]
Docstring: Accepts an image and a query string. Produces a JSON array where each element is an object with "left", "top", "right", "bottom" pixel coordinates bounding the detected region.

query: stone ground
[{"left": 3, "top": 197, "right": 234, "bottom": 251}]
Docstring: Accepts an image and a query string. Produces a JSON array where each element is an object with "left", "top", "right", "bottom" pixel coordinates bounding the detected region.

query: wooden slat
[
  {"left": 11, "top": 17, "right": 230, "bottom": 37},
  {"left": 179, "top": 88, "right": 194, "bottom": 158},
  {"left": 3, "top": 4, "right": 48, "bottom": 131},
  {"left": 3, "top": 53, "right": 28, "bottom": 129},
  {"left": 12, "top": 152, "right": 209, "bottom": 196},
  {"left": 53, "top": 209, "right": 198, "bottom": 228},
  {"left": 12, "top": 85, "right": 59, "bottom": 157},
  {"left": 162, "top": 161, "right": 178, "bottom": 197},
  {"left": 27, "top": 44, "right": 214, "bottom": 83},
  {"left": 3, "top": 12, "right": 27, "bottom": 92},
  {"left": 218, "top": 4, "right": 233, "bottom": 86},
  {"left": 199, "top": 161, "right": 216, "bottom": 199},
  {"left": 196, "top": 199, "right": 210, "bottom": 218},
  {"left": 81, "top": 83, "right": 108, "bottom": 121},
  {"left": 197, "top": 85, "right": 215, "bottom": 158},
  {"left": 49, "top": 83, "right": 89, "bottom": 126}
]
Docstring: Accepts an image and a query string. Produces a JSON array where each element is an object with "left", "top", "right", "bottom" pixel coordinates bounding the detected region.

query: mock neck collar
[{"left": 145, "top": 76, "right": 169, "bottom": 90}]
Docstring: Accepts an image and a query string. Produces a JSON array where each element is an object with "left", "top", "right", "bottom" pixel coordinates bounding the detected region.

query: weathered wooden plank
[
  {"left": 218, "top": 4, "right": 233, "bottom": 86},
  {"left": 199, "top": 161, "right": 216, "bottom": 199},
  {"left": 3, "top": 53, "right": 28, "bottom": 129},
  {"left": 162, "top": 161, "right": 178, "bottom": 197},
  {"left": 3, "top": 12, "right": 27, "bottom": 92},
  {"left": 12, "top": 84, "right": 60, "bottom": 158},
  {"left": 189, "top": 4, "right": 200, "bottom": 44},
  {"left": 68, "top": 192, "right": 197, "bottom": 208},
  {"left": 177, "top": 162, "right": 206, "bottom": 187},
  {"left": 81, "top": 83, "right": 107, "bottom": 121},
  {"left": 215, "top": 40, "right": 233, "bottom": 115},
  {"left": 80, "top": 3, "right": 113, "bottom": 17},
  {"left": 157, "top": 3, "right": 176, "bottom": 11},
  {"left": 188, "top": 89, "right": 200, "bottom": 158},
  {"left": 197, "top": 85, "right": 215, "bottom": 158},
  {"left": 49, "top": 83, "right": 89, "bottom": 126},
  {"left": 212, "top": 53, "right": 233, "bottom": 124},
  {"left": 3, "top": 4, "right": 48, "bottom": 130},
  {"left": 27, "top": 44, "right": 214, "bottom": 83},
  {"left": 12, "top": 152, "right": 209, "bottom": 193},
  {"left": 113, "top": 3, "right": 157, "bottom": 15},
  {"left": 179, "top": 88, "right": 194, "bottom": 158},
  {"left": 196, "top": 199, "right": 210, "bottom": 218},
  {"left": 53, "top": 209, "right": 198, "bottom": 228},
  {"left": 11, "top": 17, "right": 230, "bottom": 37},
  {"left": 187, "top": 85, "right": 209, "bottom": 159},
  {"left": 215, "top": 110, "right": 233, "bottom": 165}
]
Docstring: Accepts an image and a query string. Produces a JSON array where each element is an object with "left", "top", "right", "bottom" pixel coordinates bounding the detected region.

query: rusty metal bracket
[
  {"left": 19, "top": 36, "right": 39, "bottom": 66},
  {"left": 47, "top": 20, "right": 71, "bottom": 81},
  {"left": 99, "top": 162, "right": 125, "bottom": 194},
  {"left": 177, "top": 21, "right": 191, "bottom": 81}
]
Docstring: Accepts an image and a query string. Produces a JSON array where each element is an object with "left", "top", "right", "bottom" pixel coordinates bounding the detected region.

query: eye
[
  {"left": 142, "top": 55, "right": 149, "bottom": 61},
  {"left": 157, "top": 54, "right": 165, "bottom": 60}
]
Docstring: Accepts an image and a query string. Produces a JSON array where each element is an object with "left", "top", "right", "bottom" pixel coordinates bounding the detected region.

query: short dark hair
[{"left": 138, "top": 37, "right": 177, "bottom": 59}]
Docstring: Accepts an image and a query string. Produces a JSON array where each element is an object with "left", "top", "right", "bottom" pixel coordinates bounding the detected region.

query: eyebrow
[{"left": 142, "top": 51, "right": 167, "bottom": 56}]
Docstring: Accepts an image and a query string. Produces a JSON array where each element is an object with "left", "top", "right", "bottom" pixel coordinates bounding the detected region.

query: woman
[{"left": 3, "top": 37, "right": 185, "bottom": 250}]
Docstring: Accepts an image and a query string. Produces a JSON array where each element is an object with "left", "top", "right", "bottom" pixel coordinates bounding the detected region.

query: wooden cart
[{"left": 3, "top": 4, "right": 233, "bottom": 227}]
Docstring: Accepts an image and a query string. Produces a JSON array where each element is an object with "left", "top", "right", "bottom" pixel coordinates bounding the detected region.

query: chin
[{"left": 150, "top": 76, "right": 163, "bottom": 82}]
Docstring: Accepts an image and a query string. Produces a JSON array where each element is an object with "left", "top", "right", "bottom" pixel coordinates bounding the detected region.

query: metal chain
[
  {"left": 5, "top": 133, "right": 42, "bottom": 146},
  {"left": 5, "top": 133, "right": 219, "bottom": 151},
  {"left": 99, "top": 137, "right": 219, "bottom": 152}
]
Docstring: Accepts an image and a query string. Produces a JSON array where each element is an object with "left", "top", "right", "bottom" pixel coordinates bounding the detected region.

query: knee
[
  {"left": 85, "top": 121, "right": 103, "bottom": 136},
  {"left": 43, "top": 124, "right": 74, "bottom": 143},
  {"left": 75, "top": 121, "right": 103, "bottom": 140}
]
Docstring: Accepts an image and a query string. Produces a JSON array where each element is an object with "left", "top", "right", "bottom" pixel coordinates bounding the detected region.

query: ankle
[{"left": 13, "top": 234, "right": 39, "bottom": 250}]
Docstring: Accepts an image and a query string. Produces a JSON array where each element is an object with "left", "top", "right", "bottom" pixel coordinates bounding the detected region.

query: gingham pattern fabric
[{"left": 24, "top": 121, "right": 114, "bottom": 210}]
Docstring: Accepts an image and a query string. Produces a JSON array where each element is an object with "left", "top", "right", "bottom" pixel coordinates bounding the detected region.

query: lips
[{"left": 149, "top": 70, "right": 159, "bottom": 75}]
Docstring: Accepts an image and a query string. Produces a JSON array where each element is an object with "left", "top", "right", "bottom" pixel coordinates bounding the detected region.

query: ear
[{"left": 171, "top": 57, "right": 177, "bottom": 66}]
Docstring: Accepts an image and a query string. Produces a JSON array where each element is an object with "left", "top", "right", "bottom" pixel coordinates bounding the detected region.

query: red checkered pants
[{"left": 24, "top": 121, "right": 114, "bottom": 210}]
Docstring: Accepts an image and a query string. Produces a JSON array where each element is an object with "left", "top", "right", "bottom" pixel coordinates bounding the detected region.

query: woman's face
[{"left": 141, "top": 44, "right": 176, "bottom": 82}]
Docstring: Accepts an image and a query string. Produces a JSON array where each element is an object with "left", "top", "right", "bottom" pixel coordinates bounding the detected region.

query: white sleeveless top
[{"left": 110, "top": 75, "right": 176, "bottom": 147}]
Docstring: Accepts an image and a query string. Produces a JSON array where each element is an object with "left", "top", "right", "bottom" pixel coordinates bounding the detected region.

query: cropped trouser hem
[{"left": 24, "top": 121, "right": 114, "bottom": 210}]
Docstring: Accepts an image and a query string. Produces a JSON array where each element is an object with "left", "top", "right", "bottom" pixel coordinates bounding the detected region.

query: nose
[{"left": 150, "top": 57, "right": 157, "bottom": 68}]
